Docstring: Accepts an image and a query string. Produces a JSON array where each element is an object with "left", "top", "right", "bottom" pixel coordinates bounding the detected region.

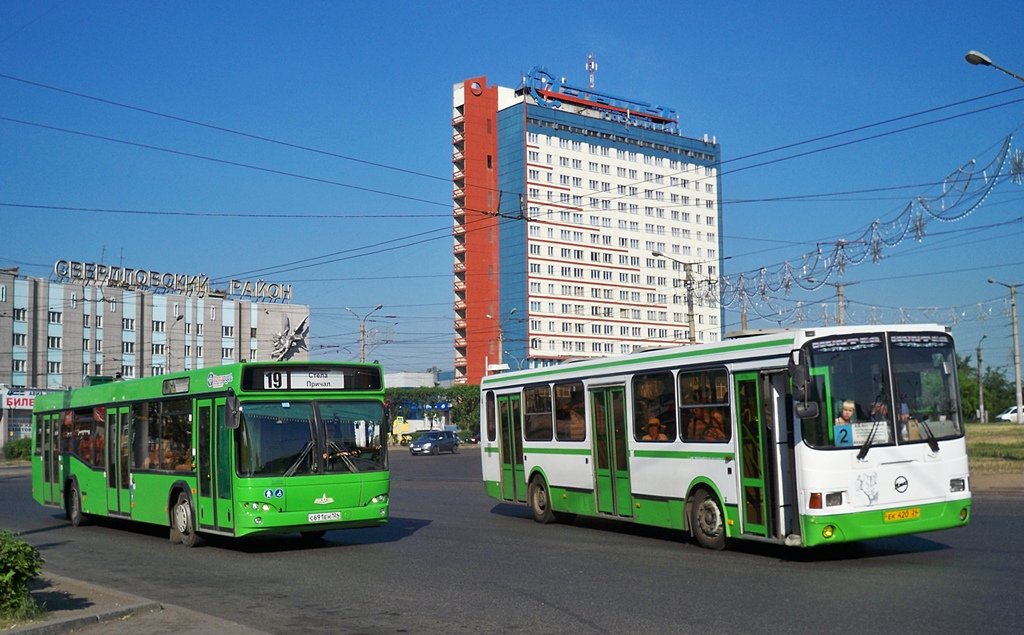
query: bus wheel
[
  {"left": 691, "top": 489, "right": 726, "bottom": 550},
  {"left": 529, "top": 477, "right": 556, "bottom": 524},
  {"left": 172, "top": 492, "right": 203, "bottom": 548},
  {"left": 68, "top": 482, "right": 87, "bottom": 527}
]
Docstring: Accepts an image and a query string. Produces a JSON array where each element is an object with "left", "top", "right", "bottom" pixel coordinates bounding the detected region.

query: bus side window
[
  {"left": 554, "top": 381, "right": 586, "bottom": 441},
  {"left": 485, "top": 391, "right": 496, "bottom": 442},
  {"left": 633, "top": 372, "right": 675, "bottom": 441}
]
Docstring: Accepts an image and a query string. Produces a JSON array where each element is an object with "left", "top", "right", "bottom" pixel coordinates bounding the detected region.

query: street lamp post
[
  {"left": 965, "top": 50, "right": 1024, "bottom": 84},
  {"left": 167, "top": 314, "right": 184, "bottom": 373},
  {"left": 653, "top": 251, "right": 697, "bottom": 344},
  {"left": 988, "top": 279, "right": 1023, "bottom": 424},
  {"left": 345, "top": 304, "right": 383, "bottom": 363}
]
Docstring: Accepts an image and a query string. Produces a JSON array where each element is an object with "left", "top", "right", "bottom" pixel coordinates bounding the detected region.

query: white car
[{"left": 995, "top": 406, "right": 1023, "bottom": 423}]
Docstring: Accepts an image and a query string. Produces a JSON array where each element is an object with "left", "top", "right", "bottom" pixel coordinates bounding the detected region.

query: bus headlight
[
  {"left": 950, "top": 478, "right": 965, "bottom": 493},
  {"left": 825, "top": 492, "right": 843, "bottom": 507},
  {"left": 370, "top": 494, "right": 388, "bottom": 504},
  {"left": 822, "top": 525, "right": 836, "bottom": 539}
]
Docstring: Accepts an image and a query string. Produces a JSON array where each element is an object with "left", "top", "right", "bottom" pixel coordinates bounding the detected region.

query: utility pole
[
  {"left": 977, "top": 334, "right": 987, "bottom": 423},
  {"left": 684, "top": 261, "right": 696, "bottom": 344},
  {"left": 808, "top": 279, "right": 859, "bottom": 326},
  {"left": 653, "top": 251, "right": 698, "bottom": 344},
  {"left": 989, "top": 279, "right": 1023, "bottom": 424}
]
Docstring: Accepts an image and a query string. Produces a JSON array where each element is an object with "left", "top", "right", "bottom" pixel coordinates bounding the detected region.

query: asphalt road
[{"left": 2, "top": 447, "right": 1023, "bottom": 634}]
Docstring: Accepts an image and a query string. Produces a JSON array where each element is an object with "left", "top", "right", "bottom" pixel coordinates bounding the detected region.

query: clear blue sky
[{"left": 1, "top": 1, "right": 1022, "bottom": 375}]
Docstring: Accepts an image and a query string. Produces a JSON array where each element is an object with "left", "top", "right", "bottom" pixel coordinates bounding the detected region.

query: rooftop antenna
[{"left": 586, "top": 54, "right": 597, "bottom": 90}]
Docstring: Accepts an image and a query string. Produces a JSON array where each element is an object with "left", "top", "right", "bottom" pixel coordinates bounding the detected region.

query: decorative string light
[{"left": 718, "top": 135, "right": 1014, "bottom": 312}]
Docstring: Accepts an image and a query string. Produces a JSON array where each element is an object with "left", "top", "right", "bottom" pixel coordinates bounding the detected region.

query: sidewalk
[
  {"left": 8, "top": 574, "right": 267, "bottom": 635},
  {"left": 970, "top": 471, "right": 1024, "bottom": 493}
]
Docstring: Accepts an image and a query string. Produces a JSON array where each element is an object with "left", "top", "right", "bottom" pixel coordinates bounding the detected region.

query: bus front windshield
[
  {"left": 236, "top": 400, "right": 386, "bottom": 477},
  {"left": 801, "top": 332, "right": 963, "bottom": 451}
]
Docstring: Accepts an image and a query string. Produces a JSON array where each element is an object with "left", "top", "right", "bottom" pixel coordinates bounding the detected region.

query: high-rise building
[{"left": 452, "top": 68, "right": 723, "bottom": 385}]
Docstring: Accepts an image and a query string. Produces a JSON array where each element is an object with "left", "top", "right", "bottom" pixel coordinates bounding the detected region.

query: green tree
[
  {"left": 2, "top": 438, "right": 32, "bottom": 461},
  {"left": 958, "top": 353, "right": 1016, "bottom": 421}
]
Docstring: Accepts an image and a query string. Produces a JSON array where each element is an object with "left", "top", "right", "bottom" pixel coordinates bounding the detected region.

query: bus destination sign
[{"left": 261, "top": 369, "right": 347, "bottom": 391}]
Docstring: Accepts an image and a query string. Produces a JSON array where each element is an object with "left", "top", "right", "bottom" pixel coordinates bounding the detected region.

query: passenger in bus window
[
  {"left": 835, "top": 400, "right": 856, "bottom": 425},
  {"left": 870, "top": 394, "right": 889, "bottom": 421},
  {"left": 93, "top": 426, "right": 105, "bottom": 467},
  {"left": 703, "top": 410, "right": 728, "bottom": 441},
  {"left": 642, "top": 418, "right": 668, "bottom": 441}
]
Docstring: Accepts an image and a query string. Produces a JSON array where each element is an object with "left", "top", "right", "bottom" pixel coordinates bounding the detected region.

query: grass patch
[
  {"left": 966, "top": 423, "right": 1024, "bottom": 473},
  {"left": 0, "top": 599, "right": 47, "bottom": 630}
]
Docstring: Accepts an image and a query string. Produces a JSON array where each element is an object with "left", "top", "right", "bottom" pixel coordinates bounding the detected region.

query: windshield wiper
[
  {"left": 284, "top": 440, "right": 316, "bottom": 477},
  {"left": 856, "top": 420, "right": 882, "bottom": 461},
  {"left": 918, "top": 419, "right": 940, "bottom": 454}
]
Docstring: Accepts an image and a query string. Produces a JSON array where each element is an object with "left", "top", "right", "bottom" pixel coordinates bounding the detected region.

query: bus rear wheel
[
  {"left": 528, "top": 477, "right": 556, "bottom": 524},
  {"left": 691, "top": 489, "right": 726, "bottom": 550},
  {"left": 171, "top": 492, "right": 203, "bottom": 548}
]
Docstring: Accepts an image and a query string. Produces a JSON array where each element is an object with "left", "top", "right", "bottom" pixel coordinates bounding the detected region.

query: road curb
[{"left": 8, "top": 602, "right": 164, "bottom": 635}]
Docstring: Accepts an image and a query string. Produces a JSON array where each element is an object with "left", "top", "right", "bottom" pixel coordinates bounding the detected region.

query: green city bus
[{"left": 31, "top": 361, "right": 389, "bottom": 546}]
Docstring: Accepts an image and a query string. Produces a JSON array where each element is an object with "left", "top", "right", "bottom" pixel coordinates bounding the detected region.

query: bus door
[
  {"left": 590, "top": 385, "right": 632, "bottom": 518},
  {"left": 105, "top": 407, "right": 131, "bottom": 516},
  {"left": 215, "top": 399, "right": 234, "bottom": 531},
  {"left": 496, "top": 394, "right": 526, "bottom": 502},
  {"left": 196, "top": 398, "right": 234, "bottom": 531},
  {"left": 40, "top": 414, "right": 62, "bottom": 506},
  {"left": 734, "top": 372, "right": 776, "bottom": 538}
]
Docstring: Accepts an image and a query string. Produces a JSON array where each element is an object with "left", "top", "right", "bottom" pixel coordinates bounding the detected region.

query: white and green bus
[{"left": 480, "top": 325, "right": 971, "bottom": 549}]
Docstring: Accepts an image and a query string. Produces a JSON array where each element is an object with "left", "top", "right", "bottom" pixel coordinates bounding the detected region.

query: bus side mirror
[
  {"left": 224, "top": 389, "right": 240, "bottom": 430},
  {"left": 789, "top": 350, "right": 819, "bottom": 420}
]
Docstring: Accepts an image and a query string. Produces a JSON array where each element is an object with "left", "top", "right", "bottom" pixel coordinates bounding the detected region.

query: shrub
[
  {"left": 2, "top": 438, "right": 32, "bottom": 462},
  {"left": 0, "top": 530, "right": 45, "bottom": 619}
]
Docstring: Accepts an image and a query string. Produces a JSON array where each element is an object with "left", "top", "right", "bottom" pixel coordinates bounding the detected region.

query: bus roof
[
  {"left": 480, "top": 323, "right": 952, "bottom": 387},
  {"left": 32, "top": 360, "right": 385, "bottom": 413}
]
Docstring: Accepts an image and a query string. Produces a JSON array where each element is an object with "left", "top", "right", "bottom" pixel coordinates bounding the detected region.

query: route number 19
[{"left": 263, "top": 371, "right": 287, "bottom": 390}]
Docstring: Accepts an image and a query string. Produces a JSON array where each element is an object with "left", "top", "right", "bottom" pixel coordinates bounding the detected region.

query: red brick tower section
[{"left": 453, "top": 77, "right": 500, "bottom": 384}]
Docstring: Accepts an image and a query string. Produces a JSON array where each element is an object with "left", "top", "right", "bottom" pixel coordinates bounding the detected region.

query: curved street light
[
  {"left": 345, "top": 304, "right": 383, "bottom": 362},
  {"left": 503, "top": 350, "right": 524, "bottom": 370},
  {"left": 486, "top": 308, "right": 517, "bottom": 369},
  {"left": 965, "top": 50, "right": 1024, "bottom": 84}
]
